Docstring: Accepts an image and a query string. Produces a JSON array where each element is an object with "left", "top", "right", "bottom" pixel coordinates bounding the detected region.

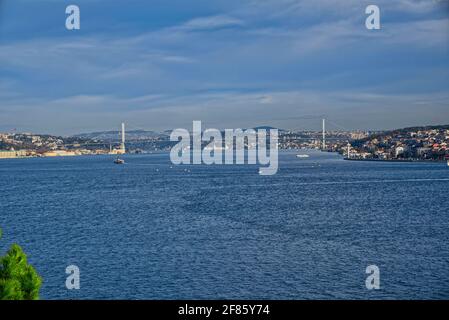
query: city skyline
[{"left": 0, "top": 0, "right": 448, "bottom": 135}]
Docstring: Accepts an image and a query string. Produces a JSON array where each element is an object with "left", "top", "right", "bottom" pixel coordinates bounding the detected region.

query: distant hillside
[
  {"left": 73, "top": 126, "right": 284, "bottom": 142},
  {"left": 74, "top": 130, "right": 165, "bottom": 141},
  {"left": 357, "top": 124, "right": 449, "bottom": 142},
  {"left": 252, "top": 126, "right": 284, "bottom": 131},
  {"left": 349, "top": 124, "right": 449, "bottom": 161},
  {"left": 387, "top": 124, "right": 449, "bottom": 134}
]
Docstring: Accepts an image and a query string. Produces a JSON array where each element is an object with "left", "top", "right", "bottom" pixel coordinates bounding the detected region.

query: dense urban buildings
[{"left": 1, "top": 125, "right": 448, "bottom": 161}]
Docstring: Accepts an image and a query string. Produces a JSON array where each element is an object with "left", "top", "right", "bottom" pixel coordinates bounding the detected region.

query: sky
[{"left": 0, "top": 0, "right": 448, "bottom": 135}]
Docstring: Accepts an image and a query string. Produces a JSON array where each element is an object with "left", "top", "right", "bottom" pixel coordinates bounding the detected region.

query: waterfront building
[
  {"left": 42, "top": 150, "right": 77, "bottom": 157},
  {"left": 0, "top": 150, "right": 27, "bottom": 159}
]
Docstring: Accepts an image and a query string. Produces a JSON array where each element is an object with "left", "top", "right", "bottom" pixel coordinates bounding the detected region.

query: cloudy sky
[{"left": 0, "top": 0, "right": 448, "bottom": 135}]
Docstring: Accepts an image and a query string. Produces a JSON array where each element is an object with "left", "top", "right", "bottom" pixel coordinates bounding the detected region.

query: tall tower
[
  {"left": 347, "top": 142, "right": 351, "bottom": 159},
  {"left": 322, "top": 118, "right": 326, "bottom": 150},
  {"left": 120, "top": 122, "right": 126, "bottom": 154}
]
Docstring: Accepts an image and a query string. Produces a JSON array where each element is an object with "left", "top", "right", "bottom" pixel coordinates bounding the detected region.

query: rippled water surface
[{"left": 1, "top": 151, "right": 448, "bottom": 299}]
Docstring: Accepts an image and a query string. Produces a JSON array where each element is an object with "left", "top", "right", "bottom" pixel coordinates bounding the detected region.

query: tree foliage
[{"left": 0, "top": 228, "right": 42, "bottom": 300}]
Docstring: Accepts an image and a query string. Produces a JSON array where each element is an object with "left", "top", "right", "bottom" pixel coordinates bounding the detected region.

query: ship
[
  {"left": 296, "top": 154, "right": 310, "bottom": 158},
  {"left": 114, "top": 158, "right": 125, "bottom": 165}
]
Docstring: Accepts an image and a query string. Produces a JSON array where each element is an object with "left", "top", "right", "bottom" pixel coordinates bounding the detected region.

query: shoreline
[
  {"left": 1, "top": 150, "right": 448, "bottom": 164},
  {"left": 344, "top": 157, "right": 447, "bottom": 163}
]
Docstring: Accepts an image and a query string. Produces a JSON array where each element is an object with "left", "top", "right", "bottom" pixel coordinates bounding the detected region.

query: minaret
[
  {"left": 120, "top": 122, "right": 126, "bottom": 154},
  {"left": 347, "top": 142, "right": 351, "bottom": 159},
  {"left": 322, "top": 118, "right": 326, "bottom": 150}
]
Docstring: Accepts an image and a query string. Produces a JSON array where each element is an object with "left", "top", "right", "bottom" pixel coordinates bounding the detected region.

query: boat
[
  {"left": 296, "top": 154, "right": 310, "bottom": 158},
  {"left": 447, "top": 160, "right": 449, "bottom": 167},
  {"left": 114, "top": 158, "right": 125, "bottom": 164}
]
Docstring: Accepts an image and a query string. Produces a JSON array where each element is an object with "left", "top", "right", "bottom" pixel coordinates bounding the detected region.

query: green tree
[{"left": 0, "top": 228, "right": 42, "bottom": 300}]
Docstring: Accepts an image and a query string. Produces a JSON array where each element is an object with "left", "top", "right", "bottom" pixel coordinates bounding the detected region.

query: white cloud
[
  {"left": 2, "top": 89, "right": 448, "bottom": 134},
  {"left": 178, "top": 15, "right": 244, "bottom": 31},
  {"left": 0, "top": 0, "right": 448, "bottom": 134}
]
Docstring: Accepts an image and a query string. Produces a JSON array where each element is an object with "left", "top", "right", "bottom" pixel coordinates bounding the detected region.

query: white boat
[
  {"left": 447, "top": 160, "right": 449, "bottom": 166},
  {"left": 114, "top": 158, "right": 125, "bottom": 164},
  {"left": 296, "top": 154, "right": 310, "bottom": 158},
  {"left": 204, "top": 145, "right": 230, "bottom": 151}
]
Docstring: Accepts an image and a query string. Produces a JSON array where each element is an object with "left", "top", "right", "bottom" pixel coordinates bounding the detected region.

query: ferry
[
  {"left": 296, "top": 154, "right": 310, "bottom": 158},
  {"left": 114, "top": 158, "right": 125, "bottom": 165}
]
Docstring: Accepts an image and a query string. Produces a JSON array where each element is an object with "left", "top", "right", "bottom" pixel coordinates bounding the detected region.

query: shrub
[{"left": 0, "top": 229, "right": 42, "bottom": 300}]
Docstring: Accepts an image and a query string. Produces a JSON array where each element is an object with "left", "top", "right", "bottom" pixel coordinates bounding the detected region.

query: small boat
[
  {"left": 447, "top": 160, "right": 449, "bottom": 167},
  {"left": 296, "top": 154, "right": 310, "bottom": 158},
  {"left": 114, "top": 158, "right": 125, "bottom": 164}
]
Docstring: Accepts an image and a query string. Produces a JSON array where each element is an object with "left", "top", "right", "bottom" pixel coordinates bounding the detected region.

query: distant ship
[
  {"left": 114, "top": 157, "right": 125, "bottom": 165},
  {"left": 204, "top": 145, "right": 230, "bottom": 151},
  {"left": 296, "top": 154, "right": 310, "bottom": 158}
]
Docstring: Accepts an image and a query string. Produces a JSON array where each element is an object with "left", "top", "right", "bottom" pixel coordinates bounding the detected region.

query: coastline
[{"left": 343, "top": 157, "right": 447, "bottom": 163}]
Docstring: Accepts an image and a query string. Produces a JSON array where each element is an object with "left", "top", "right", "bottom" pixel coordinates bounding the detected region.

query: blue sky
[{"left": 0, "top": 0, "right": 448, "bottom": 135}]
